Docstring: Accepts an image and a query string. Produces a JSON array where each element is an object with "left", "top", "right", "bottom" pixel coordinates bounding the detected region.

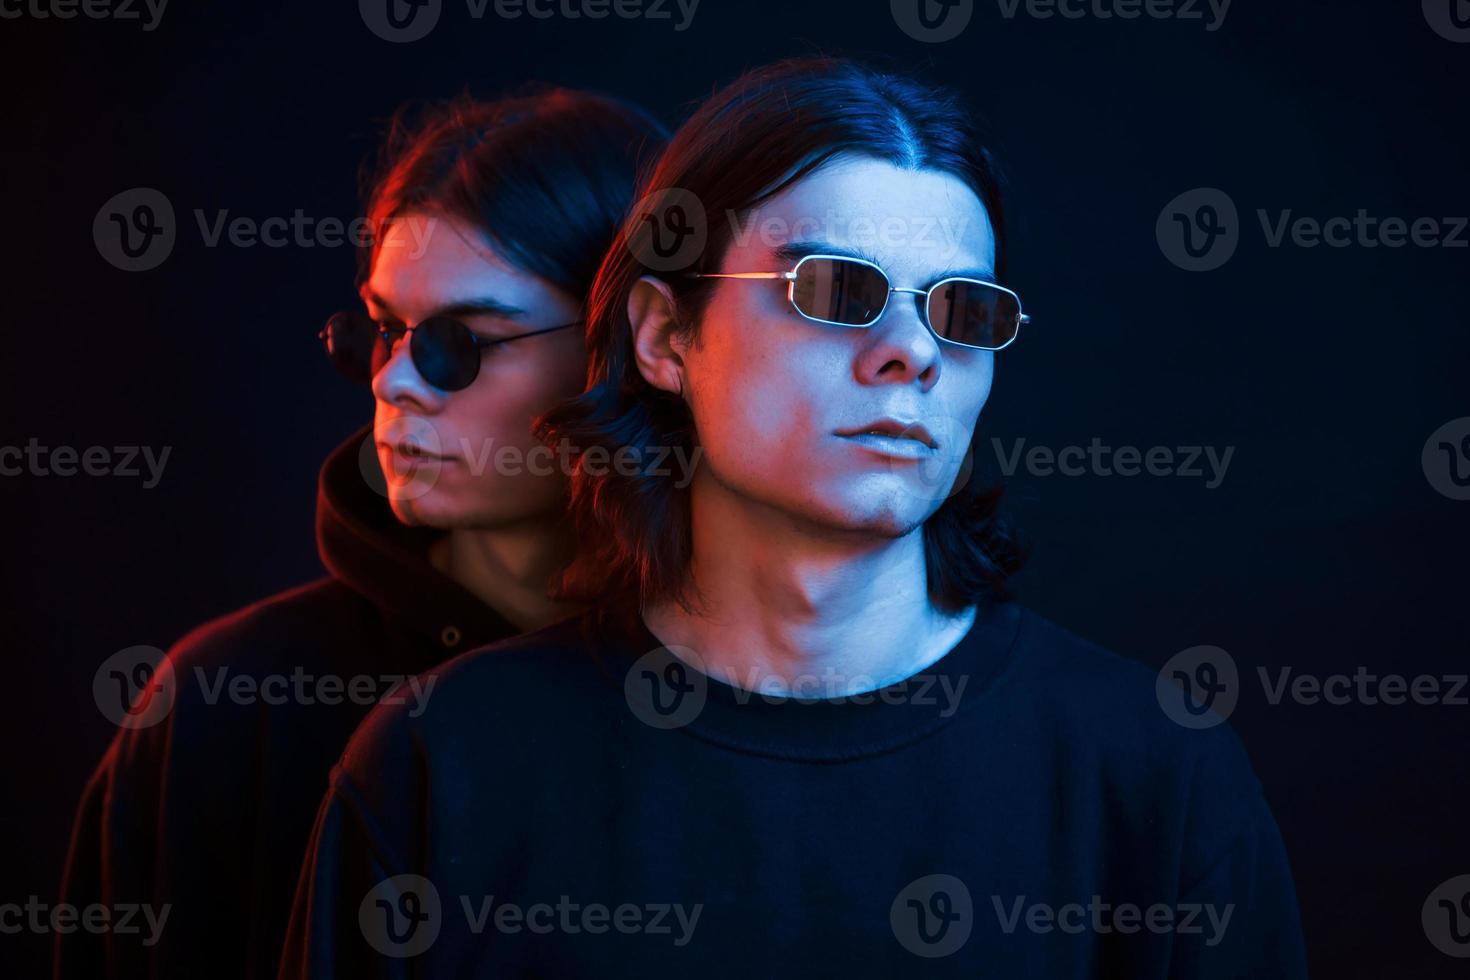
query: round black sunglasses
[{"left": 319, "top": 310, "right": 582, "bottom": 392}]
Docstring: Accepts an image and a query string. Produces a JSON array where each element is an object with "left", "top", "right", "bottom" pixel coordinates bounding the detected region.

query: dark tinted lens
[
  {"left": 928, "top": 280, "right": 1021, "bottom": 350},
  {"left": 791, "top": 257, "right": 890, "bottom": 325},
  {"left": 413, "top": 316, "right": 480, "bottom": 391},
  {"left": 321, "top": 311, "right": 379, "bottom": 385}
]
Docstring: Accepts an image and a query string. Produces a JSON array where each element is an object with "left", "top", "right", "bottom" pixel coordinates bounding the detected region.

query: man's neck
[
  {"left": 641, "top": 476, "right": 977, "bottom": 698},
  {"left": 429, "top": 518, "right": 583, "bottom": 634}
]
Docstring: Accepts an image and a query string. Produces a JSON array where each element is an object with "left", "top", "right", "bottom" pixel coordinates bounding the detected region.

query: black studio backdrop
[{"left": 2, "top": 0, "right": 1467, "bottom": 975}]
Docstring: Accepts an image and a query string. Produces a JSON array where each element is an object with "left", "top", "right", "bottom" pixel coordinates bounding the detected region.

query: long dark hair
[
  {"left": 360, "top": 86, "right": 668, "bottom": 300},
  {"left": 537, "top": 56, "right": 1026, "bottom": 615}
]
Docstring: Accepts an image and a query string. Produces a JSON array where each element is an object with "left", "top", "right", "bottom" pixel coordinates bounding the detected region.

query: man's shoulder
[
  {"left": 1010, "top": 607, "right": 1161, "bottom": 705},
  {"left": 1007, "top": 607, "right": 1256, "bottom": 783},
  {"left": 86, "top": 578, "right": 373, "bottom": 796},
  {"left": 165, "top": 576, "right": 369, "bottom": 674}
]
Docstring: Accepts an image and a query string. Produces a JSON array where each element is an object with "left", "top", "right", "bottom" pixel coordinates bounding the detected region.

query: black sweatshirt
[
  {"left": 55, "top": 426, "right": 518, "bottom": 980},
  {"left": 280, "top": 602, "right": 1308, "bottom": 978}
]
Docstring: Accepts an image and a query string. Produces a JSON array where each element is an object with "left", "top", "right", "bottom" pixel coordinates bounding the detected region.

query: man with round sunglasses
[
  {"left": 282, "top": 58, "right": 1306, "bottom": 977},
  {"left": 55, "top": 89, "right": 666, "bottom": 980},
  {"left": 320, "top": 307, "right": 583, "bottom": 394}
]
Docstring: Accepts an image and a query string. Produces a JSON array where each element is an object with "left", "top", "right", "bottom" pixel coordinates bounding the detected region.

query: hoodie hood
[{"left": 315, "top": 425, "right": 516, "bottom": 655}]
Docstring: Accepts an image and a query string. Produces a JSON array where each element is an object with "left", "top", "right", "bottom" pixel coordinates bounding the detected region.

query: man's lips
[
  {"left": 834, "top": 418, "right": 939, "bottom": 450},
  {"left": 380, "top": 441, "right": 451, "bottom": 461}
]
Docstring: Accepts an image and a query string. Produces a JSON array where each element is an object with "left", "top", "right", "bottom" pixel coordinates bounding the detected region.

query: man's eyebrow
[
  {"left": 929, "top": 263, "right": 999, "bottom": 284},
  {"left": 769, "top": 241, "right": 997, "bottom": 284},
  {"left": 360, "top": 288, "right": 527, "bottom": 321},
  {"left": 771, "top": 240, "right": 882, "bottom": 267}
]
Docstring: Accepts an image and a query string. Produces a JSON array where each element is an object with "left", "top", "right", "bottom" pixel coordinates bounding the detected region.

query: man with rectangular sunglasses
[{"left": 281, "top": 57, "right": 1307, "bottom": 978}]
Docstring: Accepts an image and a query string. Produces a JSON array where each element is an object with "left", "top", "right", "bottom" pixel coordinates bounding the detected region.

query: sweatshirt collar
[{"left": 589, "top": 600, "right": 1024, "bottom": 762}]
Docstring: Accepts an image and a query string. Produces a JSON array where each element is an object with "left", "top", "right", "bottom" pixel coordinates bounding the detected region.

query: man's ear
[{"left": 628, "top": 275, "right": 689, "bottom": 397}]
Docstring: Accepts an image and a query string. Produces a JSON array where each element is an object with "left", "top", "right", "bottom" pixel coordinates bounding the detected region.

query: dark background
[{"left": 2, "top": 0, "right": 1466, "bottom": 975}]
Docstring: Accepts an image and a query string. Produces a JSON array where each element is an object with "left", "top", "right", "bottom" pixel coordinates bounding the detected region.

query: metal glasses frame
[{"left": 690, "top": 253, "right": 1030, "bottom": 351}]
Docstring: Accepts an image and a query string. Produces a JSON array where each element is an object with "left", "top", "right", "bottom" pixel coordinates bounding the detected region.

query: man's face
[
  {"left": 367, "top": 213, "right": 586, "bottom": 528},
  {"left": 679, "top": 155, "right": 998, "bottom": 536}
]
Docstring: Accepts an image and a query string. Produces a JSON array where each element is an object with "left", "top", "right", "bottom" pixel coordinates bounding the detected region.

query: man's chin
[
  {"left": 386, "top": 488, "right": 450, "bottom": 528},
  {"left": 782, "top": 495, "right": 930, "bottom": 541},
  {"left": 387, "top": 491, "right": 531, "bottom": 532}
]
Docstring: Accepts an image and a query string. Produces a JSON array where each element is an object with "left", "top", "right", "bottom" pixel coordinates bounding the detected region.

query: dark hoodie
[{"left": 54, "top": 426, "right": 520, "bottom": 980}]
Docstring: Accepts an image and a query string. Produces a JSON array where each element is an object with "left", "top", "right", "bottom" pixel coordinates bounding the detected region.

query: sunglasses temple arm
[
  {"left": 485, "top": 320, "right": 586, "bottom": 348},
  {"left": 689, "top": 272, "right": 795, "bottom": 280}
]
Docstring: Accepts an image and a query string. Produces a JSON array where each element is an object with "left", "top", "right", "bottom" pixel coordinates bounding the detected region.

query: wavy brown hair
[
  {"left": 358, "top": 86, "right": 668, "bottom": 299},
  {"left": 535, "top": 56, "right": 1026, "bottom": 617}
]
